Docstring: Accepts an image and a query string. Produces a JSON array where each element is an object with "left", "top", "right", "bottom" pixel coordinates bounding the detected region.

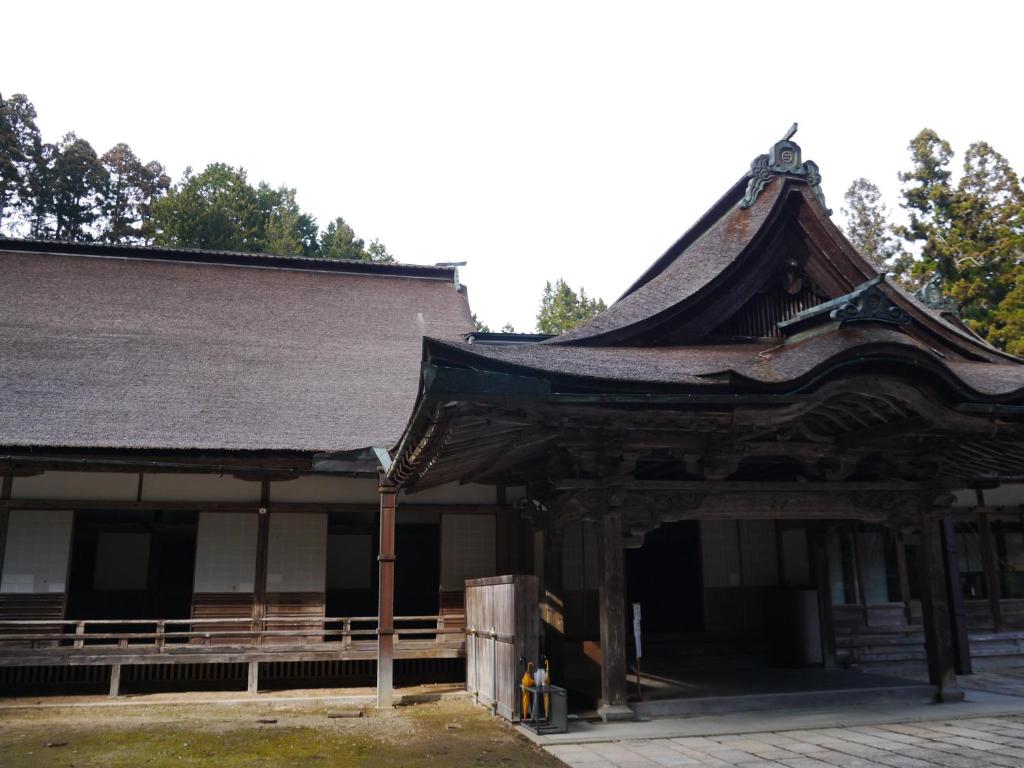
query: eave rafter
[{"left": 393, "top": 369, "right": 1024, "bottom": 496}]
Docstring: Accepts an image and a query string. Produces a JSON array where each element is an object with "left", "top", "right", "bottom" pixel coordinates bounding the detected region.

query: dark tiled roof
[{"left": 0, "top": 247, "right": 473, "bottom": 451}]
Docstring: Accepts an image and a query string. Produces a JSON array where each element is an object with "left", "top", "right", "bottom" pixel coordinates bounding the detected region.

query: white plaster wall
[
  {"left": 1, "top": 509, "right": 74, "bottom": 593},
  {"left": 193, "top": 512, "right": 258, "bottom": 593},
  {"left": 505, "top": 486, "right": 527, "bottom": 503},
  {"left": 270, "top": 476, "right": 378, "bottom": 504},
  {"left": 8, "top": 471, "right": 522, "bottom": 509},
  {"left": 402, "top": 483, "right": 506, "bottom": 505},
  {"left": 267, "top": 513, "right": 327, "bottom": 592},
  {"left": 12, "top": 472, "right": 137, "bottom": 501},
  {"left": 142, "top": 474, "right": 261, "bottom": 503}
]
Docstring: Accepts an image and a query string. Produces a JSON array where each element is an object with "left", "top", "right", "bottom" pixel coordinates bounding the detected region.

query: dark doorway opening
[
  {"left": 396, "top": 523, "right": 440, "bottom": 616},
  {"left": 66, "top": 509, "right": 197, "bottom": 621},
  {"left": 626, "top": 521, "right": 703, "bottom": 633},
  {"left": 325, "top": 511, "right": 378, "bottom": 618}
]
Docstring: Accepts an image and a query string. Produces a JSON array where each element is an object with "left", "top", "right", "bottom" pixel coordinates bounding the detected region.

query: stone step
[{"left": 630, "top": 683, "right": 936, "bottom": 719}]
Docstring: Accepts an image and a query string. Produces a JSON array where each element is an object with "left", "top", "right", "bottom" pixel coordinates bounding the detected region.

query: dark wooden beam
[
  {"left": 810, "top": 522, "right": 837, "bottom": 667},
  {"left": 0, "top": 473, "right": 11, "bottom": 587},
  {"left": 377, "top": 478, "right": 398, "bottom": 707},
  {"left": 979, "top": 511, "right": 1003, "bottom": 632},
  {"left": 596, "top": 504, "right": 631, "bottom": 721},
  {"left": 851, "top": 522, "right": 870, "bottom": 627},
  {"left": 917, "top": 501, "right": 963, "bottom": 702},
  {"left": 940, "top": 514, "right": 972, "bottom": 675},
  {"left": 556, "top": 479, "right": 927, "bottom": 493},
  {"left": 0, "top": 499, "right": 501, "bottom": 515},
  {"left": 541, "top": 522, "right": 565, "bottom": 684},
  {"left": 894, "top": 529, "right": 913, "bottom": 625},
  {"left": 252, "top": 480, "right": 271, "bottom": 641}
]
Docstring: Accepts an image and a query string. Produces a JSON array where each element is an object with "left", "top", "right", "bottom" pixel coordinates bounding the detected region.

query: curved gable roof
[{"left": 547, "top": 170, "right": 1017, "bottom": 365}]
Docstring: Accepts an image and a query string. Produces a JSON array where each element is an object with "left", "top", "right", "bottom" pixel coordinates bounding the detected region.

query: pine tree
[
  {"left": 0, "top": 93, "right": 42, "bottom": 235},
  {"left": 894, "top": 129, "right": 1024, "bottom": 353},
  {"left": 536, "top": 279, "right": 607, "bottom": 334},
  {"left": 319, "top": 217, "right": 366, "bottom": 260},
  {"left": 151, "top": 164, "right": 265, "bottom": 251},
  {"left": 842, "top": 178, "right": 912, "bottom": 280},
  {"left": 50, "top": 133, "right": 107, "bottom": 241},
  {"left": 98, "top": 143, "right": 170, "bottom": 244}
]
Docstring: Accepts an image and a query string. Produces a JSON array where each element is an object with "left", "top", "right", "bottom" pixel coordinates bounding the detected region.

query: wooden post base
[
  {"left": 597, "top": 703, "right": 634, "bottom": 722},
  {"left": 247, "top": 661, "right": 259, "bottom": 694},
  {"left": 935, "top": 687, "right": 965, "bottom": 703},
  {"left": 109, "top": 664, "right": 121, "bottom": 697}
]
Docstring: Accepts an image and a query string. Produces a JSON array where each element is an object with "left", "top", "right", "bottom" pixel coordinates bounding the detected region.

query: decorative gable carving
[
  {"left": 914, "top": 272, "right": 960, "bottom": 316},
  {"left": 740, "top": 123, "right": 831, "bottom": 214},
  {"left": 778, "top": 275, "right": 912, "bottom": 337}
]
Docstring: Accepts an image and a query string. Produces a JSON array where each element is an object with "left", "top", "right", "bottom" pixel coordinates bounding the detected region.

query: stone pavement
[{"left": 545, "top": 715, "right": 1024, "bottom": 767}]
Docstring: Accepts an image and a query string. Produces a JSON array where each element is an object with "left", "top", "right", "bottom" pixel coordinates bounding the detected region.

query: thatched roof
[{"left": 0, "top": 242, "right": 473, "bottom": 452}]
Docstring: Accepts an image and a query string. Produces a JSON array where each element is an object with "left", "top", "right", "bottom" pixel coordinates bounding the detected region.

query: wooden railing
[{"left": 0, "top": 614, "right": 465, "bottom": 651}]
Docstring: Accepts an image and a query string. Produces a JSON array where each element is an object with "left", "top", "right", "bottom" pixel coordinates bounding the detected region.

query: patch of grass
[{"left": 0, "top": 699, "right": 564, "bottom": 768}]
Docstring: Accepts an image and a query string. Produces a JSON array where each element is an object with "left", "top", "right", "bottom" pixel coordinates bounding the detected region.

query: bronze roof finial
[{"left": 740, "top": 123, "right": 831, "bottom": 214}]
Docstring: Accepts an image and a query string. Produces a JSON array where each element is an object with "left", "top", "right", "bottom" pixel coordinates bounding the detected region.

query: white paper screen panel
[
  {"left": 701, "top": 520, "right": 741, "bottom": 588},
  {"left": 440, "top": 514, "right": 496, "bottom": 590},
  {"left": 94, "top": 532, "right": 151, "bottom": 590},
  {"left": 193, "top": 512, "right": 257, "bottom": 593},
  {"left": 267, "top": 513, "right": 327, "bottom": 592},
  {"left": 1, "top": 510, "right": 73, "bottom": 594},
  {"left": 327, "top": 534, "right": 372, "bottom": 589}
]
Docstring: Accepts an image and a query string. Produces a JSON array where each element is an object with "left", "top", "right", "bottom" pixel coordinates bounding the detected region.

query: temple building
[{"left": 4, "top": 129, "right": 1024, "bottom": 719}]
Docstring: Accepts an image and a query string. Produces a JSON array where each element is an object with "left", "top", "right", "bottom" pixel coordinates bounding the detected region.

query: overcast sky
[{"left": 6, "top": 1, "right": 1023, "bottom": 331}]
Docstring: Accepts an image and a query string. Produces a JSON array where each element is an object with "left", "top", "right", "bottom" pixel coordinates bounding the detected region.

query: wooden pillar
[
  {"left": 541, "top": 523, "right": 565, "bottom": 681},
  {"left": 0, "top": 473, "right": 11, "bottom": 582},
  {"left": 851, "top": 522, "right": 870, "bottom": 627},
  {"left": 377, "top": 478, "right": 398, "bottom": 708},
  {"left": 979, "top": 511, "right": 1003, "bottom": 632},
  {"left": 918, "top": 503, "right": 963, "bottom": 702},
  {"left": 253, "top": 479, "right": 271, "bottom": 643},
  {"left": 894, "top": 529, "right": 913, "bottom": 624},
  {"left": 810, "top": 522, "right": 838, "bottom": 667},
  {"left": 496, "top": 487, "right": 519, "bottom": 575},
  {"left": 941, "top": 514, "right": 972, "bottom": 675},
  {"left": 109, "top": 664, "right": 121, "bottom": 697},
  {"left": 247, "top": 661, "right": 259, "bottom": 694},
  {"left": 596, "top": 507, "right": 631, "bottom": 721}
]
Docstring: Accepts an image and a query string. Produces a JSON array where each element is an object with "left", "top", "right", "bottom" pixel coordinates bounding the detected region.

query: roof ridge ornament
[
  {"left": 739, "top": 123, "right": 832, "bottom": 214},
  {"left": 914, "top": 272, "right": 960, "bottom": 316}
]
